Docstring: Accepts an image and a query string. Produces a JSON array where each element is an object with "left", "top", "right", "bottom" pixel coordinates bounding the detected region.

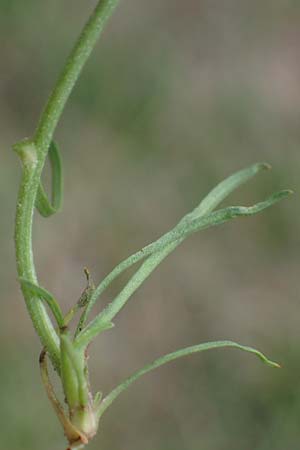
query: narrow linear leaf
[
  {"left": 185, "top": 162, "right": 271, "bottom": 221},
  {"left": 170, "top": 190, "right": 292, "bottom": 244},
  {"left": 76, "top": 190, "right": 292, "bottom": 348},
  {"left": 119, "top": 190, "right": 292, "bottom": 264},
  {"left": 36, "top": 140, "right": 63, "bottom": 217},
  {"left": 20, "top": 278, "right": 64, "bottom": 328},
  {"left": 96, "top": 340, "right": 280, "bottom": 419},
  {"left": 80, "top": 162, "right": 274, "bottom": 326}
]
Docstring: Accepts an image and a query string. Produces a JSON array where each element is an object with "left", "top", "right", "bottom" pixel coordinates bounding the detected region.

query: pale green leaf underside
[{"left": 96, "top": 340, "right": 280, "bottom": 419}]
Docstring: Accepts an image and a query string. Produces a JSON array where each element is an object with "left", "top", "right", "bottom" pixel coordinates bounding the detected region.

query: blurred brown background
[{"left": 1, "top": 1, "right": 299, "bottom": 449}]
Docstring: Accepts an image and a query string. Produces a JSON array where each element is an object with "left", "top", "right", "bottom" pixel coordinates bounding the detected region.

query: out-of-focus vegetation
[{"left": 1, "top": 1, "right": 300, "bottom": 449}]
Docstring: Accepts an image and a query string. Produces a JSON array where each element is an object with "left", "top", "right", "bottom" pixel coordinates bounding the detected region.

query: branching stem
[
  {"left": 13, "top": 2, "right": 289, "bottom": 447},
  {"left": 14, "top": 0, "right": 121, "bottom": 370}
]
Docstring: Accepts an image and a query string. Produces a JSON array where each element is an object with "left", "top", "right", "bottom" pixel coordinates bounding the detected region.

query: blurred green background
[{"left": 1, "top": 1, "right": 300, "bottom": 449}]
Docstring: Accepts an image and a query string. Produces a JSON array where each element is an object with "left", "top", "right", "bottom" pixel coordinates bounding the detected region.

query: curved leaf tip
[
  {"left": 274, "top": 189, "right": 294, "bottom": 199},
  {"left": 255, "top": 162, "right": 272, "bottom": 171},
  {"left": 239, "top": 344, "right": 281, "bottom": 368},
  {"left": 95, "top": 340, "right": 280, "bottom": 419}
]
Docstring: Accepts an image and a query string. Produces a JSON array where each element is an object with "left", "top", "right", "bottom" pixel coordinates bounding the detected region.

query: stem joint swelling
[
  {"left": 14, "top": 1, "right": 291, "bottom": 449},
  {"left": 13, "top": 138, "right": 38, "bottom": 169}
]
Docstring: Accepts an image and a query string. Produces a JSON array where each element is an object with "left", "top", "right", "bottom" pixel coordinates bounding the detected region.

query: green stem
[
  {"left": 34, "top": 0, "right": 121, "bottom": 154},
  {"left": 14, "top": 143, "right": 60, "bottom": 369},
  {"left": 14, "top": 0, "right": 121, "bottom": 370}
]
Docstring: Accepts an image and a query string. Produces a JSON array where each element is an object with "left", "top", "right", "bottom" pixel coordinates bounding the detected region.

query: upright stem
[
  {"left": 34, "top": 0, "right": 121, "bottom": 155},
  {"left": 14, "top": 141, "right": 61, "bottom": 369},
  {"left": 14, "top": 0, "right": 121, "bottom": 370}
]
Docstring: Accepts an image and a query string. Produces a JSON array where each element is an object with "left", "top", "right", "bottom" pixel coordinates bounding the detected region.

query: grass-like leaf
[
  {"left": 20, "top": 278, "right": 65, "bottom": 328},
  {"left": 103, "top": 190, "right": 290, "bottom": 264},
  {"left": 75, "top": 190, "right": 291, "bottom": 348},
  {"left": 13, "top": 0, "right": 292, "bottom": 442},
  {"left": 96, "top": 340, "right": 280, "bottom": 419},
  {"left": 35, "top": 141, "right": 63, "bottom": 217},
  {"left": 78, "top": 163, "right": 272, "bottom": 331},
  {"left": 183, "top": 162, "right": 271, "bottom": 221}
]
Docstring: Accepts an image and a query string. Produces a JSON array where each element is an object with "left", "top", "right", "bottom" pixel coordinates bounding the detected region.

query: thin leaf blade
[
  {"left": 185, "top": 162, "right": 271, "bottom": 220},
  {"left": 20, "top": 278, "right": 65, "bottom": 328},
  {"left": 80, "top": 163, "right": 276, "bottom": 326},
  {"left": 76, "top": 190, "right": 292, "bottom": 348},
  {"left": 96, "top": 340, "right": 279, "bottom": 419}
]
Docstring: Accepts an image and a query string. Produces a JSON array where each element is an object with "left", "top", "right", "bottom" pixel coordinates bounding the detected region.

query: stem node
[{"left": 13, "top": 138, "right": 38, "bottom": 169}]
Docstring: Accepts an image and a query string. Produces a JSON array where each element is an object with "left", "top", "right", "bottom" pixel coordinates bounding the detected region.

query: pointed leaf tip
[
  {"left": 240, "top": 344, "right": 280, "bottom": 368},
  {"left": 274, "top": 189, "right": 294, "bottom": 200},
  {"left": 264, "top": 359, "right": 281, "bottom": 369},
  {"left": 256, "top": 162, "right": 272, "bottom": 171},
  {"left": 95, "top": 340, "right": 280, "bottom": 419}
]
